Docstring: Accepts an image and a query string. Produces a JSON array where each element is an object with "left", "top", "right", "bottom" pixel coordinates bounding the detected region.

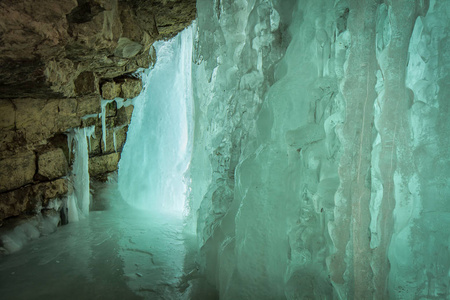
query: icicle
[
  {"left": 67, "top": 127, "right": 91, "bottom": 221},
  {"left": 100, "top": 99, "right": 114, "bottom": 151},
  {"left": 67, "top": 193, "right": 79, "bottom": 223},
  {"left": 113, "top": 130, "right": 117, "bottom": 152},
  {"left": 114, "top": 98, "right": 125, "bottom": 109},
  {"left": 84, "top": 125, "right": 96, "bottom": 153},
  {"left": 80, "top": 113, "right": 99, "bottom": 120},
  {"left": 66, "top": 130, "right": 75, "bottom": 162}
]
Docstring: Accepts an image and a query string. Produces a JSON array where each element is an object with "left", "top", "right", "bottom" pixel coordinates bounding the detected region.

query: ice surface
[
  {"left": 118, "top": 26, "right": 194, "bottom": 215},
  {"left": 0, "top": 178, "right": 216, "bottom": 299},
  {"left": 0, "top": 212, "right": 60, "bottom": 255},
  {"left": 188, "top": 0, "right": 450, "bottom": 299}
]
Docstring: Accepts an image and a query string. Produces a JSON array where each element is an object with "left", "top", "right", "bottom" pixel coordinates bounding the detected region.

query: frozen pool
[{"left": 0, "top": 181, "right": 217, "bottom": 300}]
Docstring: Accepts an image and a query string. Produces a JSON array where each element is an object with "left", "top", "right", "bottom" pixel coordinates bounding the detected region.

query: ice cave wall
[{"left": 189, "top": 0, "right": 450, "bottom": 299}]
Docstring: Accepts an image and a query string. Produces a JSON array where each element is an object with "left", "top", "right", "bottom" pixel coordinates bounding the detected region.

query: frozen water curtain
[{"left": 118, "top": 26, "right": 193, "bottom": 215}]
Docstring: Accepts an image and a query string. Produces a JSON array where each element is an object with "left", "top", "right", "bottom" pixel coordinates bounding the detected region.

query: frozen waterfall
[
  {"left": 188, "top": 0, "right": 450, "bottom": 299},
  {"left": 7, "top": 1, "right": 445, "bottom": 299},
  {"left": 67, "top": 126, "right": 93, "bottom": 222},
  {"left": 118, "top": 26, "right": 193, "bottom": 215}
]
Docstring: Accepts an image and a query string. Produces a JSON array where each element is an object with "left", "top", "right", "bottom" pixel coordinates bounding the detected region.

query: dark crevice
[{"left": 66, "top": 1, "right": 105, "bottom": 24}]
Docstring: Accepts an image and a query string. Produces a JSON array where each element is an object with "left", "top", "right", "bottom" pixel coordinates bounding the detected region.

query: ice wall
[
  {"left": 189, "top": 0, "right": 450, "bottom": 299},
  {"left": 118, "top": 27, "right": 193, "bottom": 214}
]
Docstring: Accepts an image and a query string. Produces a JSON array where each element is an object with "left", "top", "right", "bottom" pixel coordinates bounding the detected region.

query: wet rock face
[{"left": 0, "top": 0, "right": 196, "bottom": 222}]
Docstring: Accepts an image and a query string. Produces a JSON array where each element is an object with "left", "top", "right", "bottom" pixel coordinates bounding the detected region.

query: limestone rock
[
  {"left": 114, "top": 126, "right": 128, "bottom": 152},
  {"left": 89, "top": 153, "right": 120, "bottom": 178},
  {"left": 135, "top": 0, "right": 197, "bottom": 39},
  {"left": 76, "top": 96, "right": 101, "bottom": 117},
  {"left": 33, "top": 179, "right": 68, "bottom": 206},
  {"left": 0, "top": 188, "right": 30, "bottom": 220},
  {"left": 101, "top": 78, "right": 142, "bottom": 100},
  {"left": 105, "top": 101, "right": 117, "bottom": 117},
  {"left": 74, "top": 72, "right": 97, "bottom": 96},
  {"left": 0, "top": 151, "right": 35, "bottom": 193},
  {"left": 0, "top": 131, "right": 17, "bottom": 157},
  {"left": 0, "top": 178, "right": 68, "bottom": 220},
  {"left": 0, "top": 100, "right": 15, "bottom": 130},
  {"left": 86, "top": 124, "right": 102, "bottom": 157},
  {"left": 0, "top": 0, "right": 76, "bottom": 99},
  {"left": 101, "top": 126, "right": 128, "bottom": 154},
  {"left": 58, "top": 98, "right": 78, "bottom": 117},
  {"left": 101, "top": 82, "right": 122, "bottom": 100},
  {"left": 116, "top": 105, "right": 134, "bottom": 126},
  {"left": 37, "top": 148, "right": 69, "bottom": 181},
  {"left": 13, "top": 97, "right": 100, "bottom": 144},
  {"left": 14, "top": 98, "right": 59, "bottom": 143},
  {"left": 0, "top": 0, "right": 196, "bottom": 99},
  {"left": 56, "top": 98, "right": 82, "bottom": 131},
  {"left": 121, "top": 78, "right": 142, "bottom": 99},
  {"left": 48, "top": 134, "right": 71, "bottom": 167},
  {"left": 0, "top": 0, "right": 197, "bottom": 222}
]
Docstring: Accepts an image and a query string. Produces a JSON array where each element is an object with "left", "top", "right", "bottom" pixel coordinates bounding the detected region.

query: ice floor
[{"left": 0, "top": 185, "right": 217, "bottom": 300}]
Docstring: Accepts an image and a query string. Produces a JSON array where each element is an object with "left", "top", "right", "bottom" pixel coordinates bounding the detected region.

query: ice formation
[
  {"left": 0, "top": 124, "right": 93, "bottom": 254},
  {"left": 2, "top": 0, "right": 448, "bottom": 298},
  {"left": 67, "top": 126, "right": 93, "bottom": 222},
  {"left": 186, "top": 0, "right": 450, "bottom": 299},
  {"left": 100, "top": 99, "right": 114, "bottom": 150},
  {"left": 118, "top": 26, "right": 193, "bottom": 214}
]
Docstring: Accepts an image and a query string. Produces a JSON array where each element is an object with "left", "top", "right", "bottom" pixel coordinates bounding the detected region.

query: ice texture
[
  {"left": 67, "top": 126, "right": 92, "bottom": 222},
  {"left": 188, "top": 0, "right": 450, "bottom": 299},
  {"left": 101, "top": 99, "right": 114, "bottom": 150},
  {"left": 0, "top": 211, "right": 61, "bottom": 255},
  {"left": 0, "top": 177, "right": 213, "bottom": 299},
  {"left": 118, "top": 26, "right": 194, "bottom": 214}
]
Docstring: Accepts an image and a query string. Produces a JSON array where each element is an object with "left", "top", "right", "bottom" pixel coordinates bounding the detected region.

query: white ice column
[
  {"left": 118, "top": 26, "right": 193, "bottom": 214},
  {"left": 67, "top": 126, "right": 92, "bottom": 222}
]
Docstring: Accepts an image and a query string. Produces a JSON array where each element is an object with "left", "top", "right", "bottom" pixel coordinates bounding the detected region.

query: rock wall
[{"left": 0, "top": 0, "right": 196, "bottom": 225}]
